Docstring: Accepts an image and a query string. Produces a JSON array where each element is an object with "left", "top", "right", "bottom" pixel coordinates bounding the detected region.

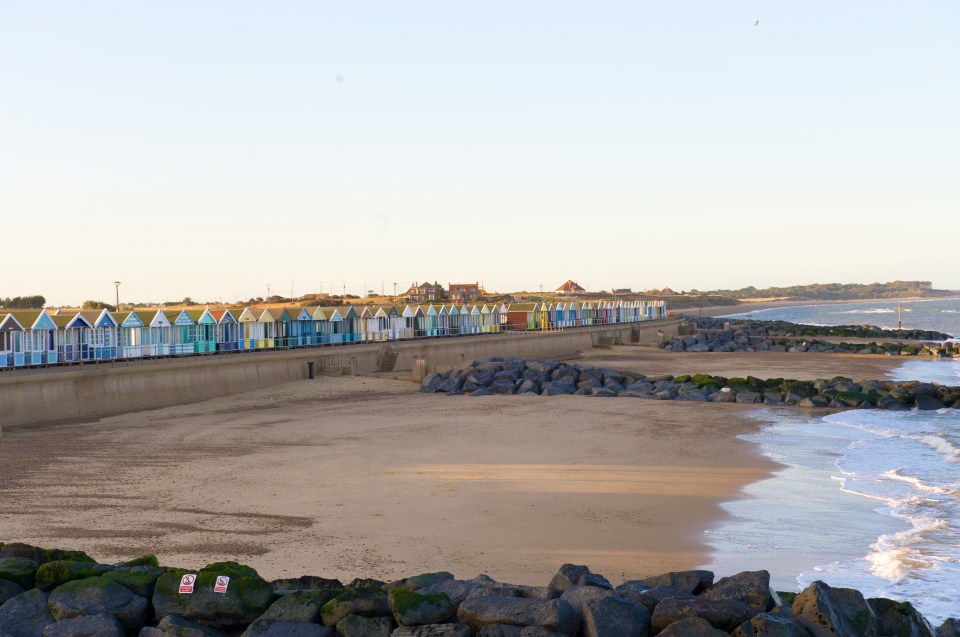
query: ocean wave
[
  {"left": 838, "top": 308, "right": 896, "bottom": 314},
  {"left": 881, "top": 469, "right": 952, "bottom": 495},
  {"left": 915, "top": 435, "right": 960, "bottom": 462},
  {"left": 865, "top": 513, "right": 950, "bottom": 580}
]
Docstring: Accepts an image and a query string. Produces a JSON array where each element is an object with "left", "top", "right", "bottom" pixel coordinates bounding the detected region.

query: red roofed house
[
  {"left": 556, "top": 280, "right": 586, "bottom": 295},
  {"left": 448, "top": 282, "right": 480, "bottom": 303}
]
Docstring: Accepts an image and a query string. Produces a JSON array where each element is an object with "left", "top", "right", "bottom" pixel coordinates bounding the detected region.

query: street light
[{"left": 113, "top": 281, "right": 121, "bottom": 311}]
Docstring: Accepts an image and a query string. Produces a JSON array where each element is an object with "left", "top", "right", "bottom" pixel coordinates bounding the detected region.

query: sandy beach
[{"left": 0, "top": 346, "right": 902, "bottom": 587}]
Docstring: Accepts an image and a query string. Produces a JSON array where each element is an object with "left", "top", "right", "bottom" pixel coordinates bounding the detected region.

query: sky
[{"left": 1, "top": 2, "right": 957, "bottom": 306}]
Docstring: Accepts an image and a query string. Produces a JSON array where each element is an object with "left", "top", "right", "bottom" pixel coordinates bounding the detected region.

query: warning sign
[
  {"left": 214, "top": 575, "right": 230, "bottom": 594},
  {"left": 179, "top": 574, "right": 197, "bottom": 594}
]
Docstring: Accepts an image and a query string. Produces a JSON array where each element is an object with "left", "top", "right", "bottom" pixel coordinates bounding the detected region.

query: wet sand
[{"left": 0, "top": 346, "right": 899, "bottom": 586}]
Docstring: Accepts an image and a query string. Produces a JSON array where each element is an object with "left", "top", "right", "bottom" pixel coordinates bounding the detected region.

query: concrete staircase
[{"left": 378, "top": 345, "right": 399, "bottom": 372}]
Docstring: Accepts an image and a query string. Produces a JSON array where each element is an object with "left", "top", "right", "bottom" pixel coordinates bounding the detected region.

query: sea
[{"left": 702, "top": 297, "right": 960, "bottom": 624}]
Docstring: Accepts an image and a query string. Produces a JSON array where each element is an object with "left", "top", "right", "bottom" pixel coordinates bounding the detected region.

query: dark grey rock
[
  {"left": 388, "top": 588, "right": 456, "bottom": 626},
  {"left": 792, "top": 580, "right": 877, "bottom": 637},
  {"left": 241, "top": 619, "right": 332, "bottom": 637},
  {"left": 731, "top": 611, "right": 811, "bottom": 636},
  {"left": 48, "top": 576, "right": 148, "bottom": 633},
  {"left": 457, "top": 597, "right": 577, "bottom": 635},
  {"left": 476, "top": 626, "right": 562, "bottom": 637},
  {"left": 465, "top": 586, "right": 522, "bottom": 601},
  {"left": 558, "top": 586, "right": 614, "bottom": 615},
  {"left": 639, "top": 570, "right": 713, "bottom": 595},
  {"left": 618, "top": 587, "right": 694, "bottom": 613},
  {"left": 391, "top": 625, "right": 470, "bottom": 636},
  {"left": 915, "top": 394, "right": 946, "bottom": 410},
  {"left": 938, "top": 618, "right": 960, "bottom": 636},
  {"left": 100, "top": 565, "right": 165, "bottom": 599},
  {"left": 336, "top": 614, "right": 395, "bottom": 637},
  {"left": 420, "top": 374, "right": 446, "bottom": 394},
  {"left": 868, "top": 598, "right": 934, "bottom": 637},
  {"left": 710, "top": 390, "right": 738, "bottom": 403},
  {"left": 143, "top": 614, "right": 231, "bottom": 636},
  {"left": 0, "top": 557, "right": 39, "bottom": 590},
  {"left": 547, "top": 565, "right": 592, "bottom": 592},
  {"left": 34, "top": 561, "right": 114, "bottom": 592},
  {"left": 0, "top": 589, "right": 55, "bottom": 637},
  {"left": 582, "top": 595, "right": 650, "bottom": 637},
  {"left": 418, "top": 580, "right": 483, "bottom": 607},
  {"left": 0, "top": 579, "right": 25, "bottom": 605},
  {"left": 656, "top": 616, "right": 728, "bottom": 636},
  {"left": 321, "top": 589, "right": 391, "bottom": 627},
  {"left": 259, "top": 590, "right": 338, "bottom": 623},
  {"left": 651, "top": 597, "right": 755, "bottom": 633},
  {"left": 702, "top": 570, "right": 774, "bottom": 613},
  {"left": 42, "top": 614, "right": 125, "bottom": 637},
  {"left": 541, "top": 382, "right": 576, "bottom": 396}
]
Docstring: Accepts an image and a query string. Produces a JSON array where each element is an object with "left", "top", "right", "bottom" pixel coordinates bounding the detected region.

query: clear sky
[{"left": 1, "top": 2, "right": 957, "bottom": 306}]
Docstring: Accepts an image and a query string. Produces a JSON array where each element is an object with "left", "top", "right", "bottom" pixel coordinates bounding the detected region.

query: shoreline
[{"left": 677, "top": 295, "right": 960, "bottom": 319}]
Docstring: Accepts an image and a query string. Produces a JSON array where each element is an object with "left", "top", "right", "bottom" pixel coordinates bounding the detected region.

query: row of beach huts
[{"left": 0, "top": 299, "right": 666, "bottom": 368}]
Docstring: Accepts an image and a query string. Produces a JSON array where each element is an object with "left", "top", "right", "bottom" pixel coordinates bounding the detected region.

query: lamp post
[{"left": 113, "top": 281, "right": 121, "bottom": 311}]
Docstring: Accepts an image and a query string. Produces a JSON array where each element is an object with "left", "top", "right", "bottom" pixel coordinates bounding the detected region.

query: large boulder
[
  {"left": 657, "top": 616, "right": 729, "bottom": 636},
  {"left": 458, "top": 597, "right": 578, "bottom": 635},
  {"left": 732, "top": 611, "right": 812, "bottom": 636},
  {"left": 42, "top": 613, "right": 125, "bottom": 637},
  {"left": 335, "top": 613, "right": 395, "bottom": 637},
  {"left": 139, "top": 614, "right": 231, "bottom": 637},
  {"left": 392, "top": 625, "right": 470, "bottom": 636},
  {"left": 651, "top": 597, "right": 755, "bottom": 633},
  {"left": 792, "top": 580, "right": 877, "bottom": 637},
  {"left": 418, "top": 579, "right": 486, "bottom": 608},
  {"left": 618, "top": 587, "right": 694, "bottom": 613},
  {"left": 320, "top": 586, "right": 391, "bottom": 627},
  {"left": 868, "top": 598, "right": 934, "bottom": 637},
  {"left": 389, "top": 573, "right": 455, "bottom": 593},
  {"left": 582, "top": 595, "right": 650, "bottom": 637},
  {"left": 476, "top": 626, "right": 564, "bottom": 636},
  {"left": 0, "top": 579, "right": 25, "bottom": 605},
  {"left": 938, "top": 618, "right": 960, "bottom": 636},
  {"left": 0, "top": 557, "right": 39, "bottom": 589},
  {"left": 547, "top": 565, "right": 610, "bottom": 592},
  {"left": 0, "top": 589, "right": 55, "bottom": 637},
  {"left": 99, "top": 565, "right": 165, "bottom": 599},
  {"left": 388, "top": 588, "right": 456, "bottom": 626},
  {"left": 0, "top": 544, "right": 93, "bottom": 566},
  {"left": 258, "top": 589, "right": 339, "bottom": 623},
  {"left": 639, "top": 570, "right": 713, "bottom": 595},
  {"left": 153, "top": 563, "right": 275, "bottom": 627},
  {"left": 47, "top": 576, "right": 148, "bottom": 633},
  {"left": 35, "top": 561, "right": 114, "bottom": 592},
  {"left": 702, "top": 570, "right": 775, "bottom": 613},
  {"left": 558, "top": 586, "right": 614, "bottom": 615},
  {"left": 271, "top": 576, "right": 344, "bottom": 592},
  {"left": 541, "top": 382, "right": 576, "bottom": 396},
  {"left": 240, "top": 619, "right": 332, "bottom": 637}
]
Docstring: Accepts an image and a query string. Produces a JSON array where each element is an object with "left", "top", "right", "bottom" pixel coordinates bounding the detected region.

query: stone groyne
[
  {"left": 666, "top": 317, "right": 956, "bottom": 356},
  {"left": 421, "top": 357, "right": 960, "bottom": 410},
  {"left": 0, "top": 542, "right": 955, "bottom": 636}
]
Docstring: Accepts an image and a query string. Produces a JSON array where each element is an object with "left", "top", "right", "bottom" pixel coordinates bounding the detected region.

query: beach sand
[{"left": 0, "top": 347, "right": 901, "bottom": 586}]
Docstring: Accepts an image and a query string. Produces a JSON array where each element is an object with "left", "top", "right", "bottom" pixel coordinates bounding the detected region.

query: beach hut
[
  {"left": 210, "top": 309, "right": 241, "bottom": 351},
  {"left": 258, "top": 308, "right": 286, "bottom": 348},
  {"left": 314, "top": 307, "right": 346, "bottom": 344},
  {"left": 142, "top": 310, "right": 174, "bottom": 356},
  {"left": 52, "top": 312, "right": 94, "bottom": 362},
  {"left": 236, "top": 308, "right": 261, "bottom": 349},
  {"left": 0, "top": 313, "right": 26, "bottom": 366},
  {"left": 437, "top": 305, "right": 451, "bottom": 336},
  {"left": 465, "top": 304, "right": 481, "bottom": 334},
  {"left": 423, "top": 305, "right": 440, "bottom": 337},
  {"left": 114, "top": 310, "right": 146, "bottom": 358},
  {"left": 446, "top": 305, "right": 460, "bottom": 336},
  {"left": 372, "top": 307, "right": 392, "bottom": 341},
  {"left": 170, "top": 310, "right": 199, "bottom": 355},
  {"left": 505, "top": 303, "right": 538, "bottom": 330},
  {"left": 383, "top": 306, "right": 403, "bottom": 340},
  {"left": 340, "top": 306, "right": 360, "bottom": 342}
]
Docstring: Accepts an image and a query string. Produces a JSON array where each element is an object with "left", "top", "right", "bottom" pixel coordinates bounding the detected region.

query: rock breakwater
[
  {"left": 0, "top": 542, "right": 956, "bottom": 636},
  {"left": 421, "top": 357, "right": 960, "bottom": 410},
  {"left": 665, "top": 318, "right": 956, "bottom": 356}
]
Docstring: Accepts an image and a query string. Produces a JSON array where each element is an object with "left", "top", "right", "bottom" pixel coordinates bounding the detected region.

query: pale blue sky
[{"left": 1, "top": 2, "right": 957, "bottom": 305}]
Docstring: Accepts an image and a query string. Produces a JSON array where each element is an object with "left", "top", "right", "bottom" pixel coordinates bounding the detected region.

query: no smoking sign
[
  {"left": 178, "top": 574, "right": 197, "bottom": 594},
  {"left": 214, "top": 576, "right": 230, "bottom": 594}
]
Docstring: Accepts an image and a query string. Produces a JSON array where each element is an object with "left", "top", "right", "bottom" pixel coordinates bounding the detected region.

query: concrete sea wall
[{"left": 0, "top": 320, "right": 681, "bottom": 428}]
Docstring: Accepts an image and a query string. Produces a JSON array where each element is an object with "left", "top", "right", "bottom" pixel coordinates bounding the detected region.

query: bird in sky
[{"left": 754, "top": 20, "right": 759, "bottom": 26}]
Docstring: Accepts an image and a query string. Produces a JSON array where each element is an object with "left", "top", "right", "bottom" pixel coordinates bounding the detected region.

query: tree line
[{"left": 0, "top": 295, "right": 46, "bottom": 309}]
